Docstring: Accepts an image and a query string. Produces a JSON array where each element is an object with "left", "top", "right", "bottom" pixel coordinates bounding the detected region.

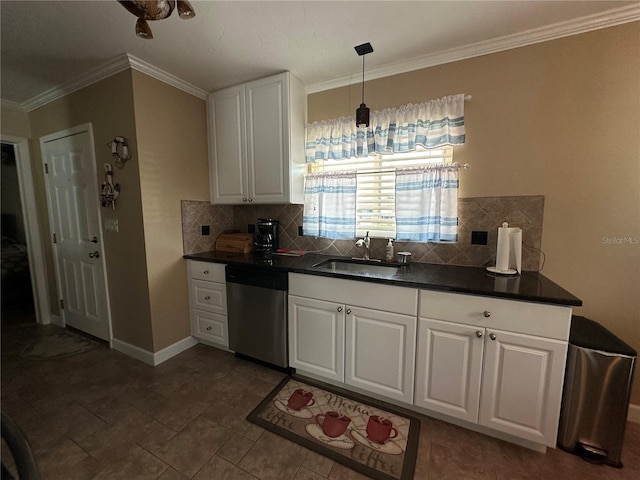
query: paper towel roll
[
  {"left": 495, "top": 222, "right": 511, "bottom": 272},
  {"left": 510, "top": 227, "right": 522, "bottom": 273}
]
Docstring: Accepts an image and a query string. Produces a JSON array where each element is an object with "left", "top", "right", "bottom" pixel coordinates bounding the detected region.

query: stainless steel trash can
[{"left": 558, "top": 316, "right": 636, "bottom": 468}]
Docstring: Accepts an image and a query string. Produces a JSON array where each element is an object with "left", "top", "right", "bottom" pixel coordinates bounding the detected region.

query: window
[{"left": 307, "top": 147, "right": 453, "bottom": 238}]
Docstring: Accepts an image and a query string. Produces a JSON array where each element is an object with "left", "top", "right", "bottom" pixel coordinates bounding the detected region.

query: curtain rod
[{"left": 311, "top": 163, "right": 470, "bottom": 177}]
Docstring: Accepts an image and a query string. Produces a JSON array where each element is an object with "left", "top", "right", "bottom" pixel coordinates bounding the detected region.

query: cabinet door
[
  {"left": 345, "top": 306, "right": 416, "bottom": 403},
  {"left": 479, "top": 329, "right": 568, "bottom": 447},
  {"left": 208, "top": 85, "right": 247, "bottom": 204},
  {"left": 415, "top": 318, "right": 484, "bottom": 422},
  {"left": 245, "top": 73, "right": 289, "bottom": 203},
  {"left": 288, "top": 295, "right": 345, "bottom": 382}
]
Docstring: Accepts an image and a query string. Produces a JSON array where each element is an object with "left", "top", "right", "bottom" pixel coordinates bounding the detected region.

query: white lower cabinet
[
  {"left": 479, "top": 329, "right": 567, "bottom": 445},
  {"left": 187, "top": 261, "right": 229, "bottom": 348},
  {"left": 288, "top": 295, "right": 345, "bottom": 382},
  {"left": 288, "top": 273, "right": 418, "bottom": 403},
  {"left": 345, "top": 306, "right": 416, "bottom": 403},
  {"left": 414, "top": 318, "right": 484, "bottom": 423},
  {"left": 415, "top": 290, "right": 571, "bottom": 448}
]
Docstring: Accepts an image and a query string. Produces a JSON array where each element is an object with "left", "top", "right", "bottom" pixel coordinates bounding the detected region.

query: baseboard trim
[
  {"left": 111, "top": 336, "right": 197, "bottom": 366},
  {"left": 153, "top": 336, "right": 198, "bottom": 365},
  {"left": 50, "top": 314, "right": 64, "bottom": 328},
  {"left": 628, "top": 403, "right": 640, "bottom": 423}
]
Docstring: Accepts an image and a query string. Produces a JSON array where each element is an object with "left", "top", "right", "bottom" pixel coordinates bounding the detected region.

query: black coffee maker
[{"left": 254, "top": 218, "right": 279, "bottom": 254}]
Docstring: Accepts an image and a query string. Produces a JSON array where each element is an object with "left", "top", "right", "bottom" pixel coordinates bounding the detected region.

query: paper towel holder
[{"left": 486, "top": 222, "right": 522, "bottom": 276}]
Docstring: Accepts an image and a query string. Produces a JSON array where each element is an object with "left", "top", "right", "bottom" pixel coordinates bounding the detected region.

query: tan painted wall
[
  {"left": 309, "top": 22, "right": 640, "bottom": 403},
  {"left": 131, "top": 71, "right": 209, "bottom": 351},
  {"left": 1, "top": 105, "right": 31, "bottom": 138},
  {"left": 28, "top": 71, "right": 155, "bottom": 351}
]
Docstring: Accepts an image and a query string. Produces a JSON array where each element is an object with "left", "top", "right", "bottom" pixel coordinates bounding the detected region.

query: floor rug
[
  {"left": 247, "top": 375, "right": 421, "bottom": 480},
  {"left": 20, "top": 330, "right": 100, "bottom": 360}
]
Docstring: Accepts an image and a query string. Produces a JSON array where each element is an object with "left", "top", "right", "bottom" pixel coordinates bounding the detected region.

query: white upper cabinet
[{"left": 208, "top": 72, "right": 306, "bottom": 204}]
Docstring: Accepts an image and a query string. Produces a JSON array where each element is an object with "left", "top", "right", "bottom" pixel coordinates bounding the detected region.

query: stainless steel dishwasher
[{"left": 225, "top": 265, "right": 288, "bottom": 368}]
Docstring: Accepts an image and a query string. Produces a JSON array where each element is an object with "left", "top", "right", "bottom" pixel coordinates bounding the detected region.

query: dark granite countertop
[{"left": 183, "top": 251, "right": 582, "bottom": 307}]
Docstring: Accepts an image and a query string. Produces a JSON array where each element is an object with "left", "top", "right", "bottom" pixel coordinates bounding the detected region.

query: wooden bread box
[{"left": 215, "top": 233, "right": 254, "bottom": 253}]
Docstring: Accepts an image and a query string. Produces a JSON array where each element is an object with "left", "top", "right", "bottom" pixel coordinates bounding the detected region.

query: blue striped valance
[{"left": 306, "top": 94, "right": 466, "bottom": 163}]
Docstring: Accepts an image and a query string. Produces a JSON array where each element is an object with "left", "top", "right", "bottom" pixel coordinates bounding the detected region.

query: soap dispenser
[{"left": 385, "top": 238, "right": 394, "bottom": 262}]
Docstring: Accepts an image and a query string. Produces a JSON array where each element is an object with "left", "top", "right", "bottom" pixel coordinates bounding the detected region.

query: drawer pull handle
[
  {"left": 346, "top": 308, "right": 352, "bottom": 315},
  {"left": 489, "top": 333, "right": 497, "bottom": 341},
  {"left": 203, "top": 270, "right": 209, "bottom": 275},
  {"left": 475, "top": 330, "right": 483, "bottom": 338},
  {"left": 204, "top": 296, "right": 211, "bottom": 300},
  {"left": 483, "top": 310, "right": 491, "bottom": 318},
  {"left": 337, "top": 306, "right": 343, "bottom": 312}
]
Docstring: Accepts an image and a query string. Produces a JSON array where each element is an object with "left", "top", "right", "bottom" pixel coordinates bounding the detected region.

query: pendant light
[{"left": 354, "top": 42, "right": 374, "bottom": 127}]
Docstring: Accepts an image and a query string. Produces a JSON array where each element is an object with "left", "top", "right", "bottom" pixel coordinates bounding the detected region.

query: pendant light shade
[
  {"left": 354, "top": 42, "right": 373, "bottom": 127},
  {"left": 177, "top": 0, "right": 196, "bottom": 19},
  {"left": 135, "top": 18, "right": 153, "bottom": 39}
]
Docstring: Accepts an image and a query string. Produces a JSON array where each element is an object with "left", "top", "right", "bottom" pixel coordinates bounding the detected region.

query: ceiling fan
[{"left": 118, "top": 0, "right": 196, "bottom": 39}]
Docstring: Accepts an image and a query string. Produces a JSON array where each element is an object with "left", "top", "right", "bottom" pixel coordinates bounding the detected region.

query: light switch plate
[{"left": 104, "top": 218, "right": 119, "bottom": 232}]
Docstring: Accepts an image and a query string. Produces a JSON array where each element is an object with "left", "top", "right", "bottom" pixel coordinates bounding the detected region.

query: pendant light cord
[{"left": 361, "top": 55, "right": 365, "bottom": 104}]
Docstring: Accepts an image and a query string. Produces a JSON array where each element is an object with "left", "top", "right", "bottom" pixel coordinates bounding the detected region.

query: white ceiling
[{"left": 1, "top": 1, "right": 639, "bottom": 110}]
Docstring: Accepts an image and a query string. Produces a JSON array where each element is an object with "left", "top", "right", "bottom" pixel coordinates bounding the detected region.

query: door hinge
[
  {"left": 59, "top": 299, "right": 64, "bottom": 309},
  {"left": 53, "top": 233, "right": 57, "bottom": 244},
  {"left": 44, "top": 163, "right": 49, "bottom": 174}
]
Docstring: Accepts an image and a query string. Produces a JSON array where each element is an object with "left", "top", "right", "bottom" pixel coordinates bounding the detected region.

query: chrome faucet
[{"left": 355, "top": 231, "right": 371, "bottom": 260}]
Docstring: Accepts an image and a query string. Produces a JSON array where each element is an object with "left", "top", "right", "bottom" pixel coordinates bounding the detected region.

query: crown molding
[
  {"left": 126, "top": 54, "right": 207, "bottom": 100},
  {"left": 0, "top": 100, "right": 28, "bottom": 113},
  {"left": 22, "top": 54, "right": 132, "bottom": 112},
  {"left": 306, "top": 4, "right": 640, "bottom": 93},
  {"left": 19, "top": 53, "right": 206, "bottom": 112}
]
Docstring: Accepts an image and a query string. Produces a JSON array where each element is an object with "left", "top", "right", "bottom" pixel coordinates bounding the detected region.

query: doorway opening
[{"left": 1, "top": 142, "right": 36, "bottom": 326}]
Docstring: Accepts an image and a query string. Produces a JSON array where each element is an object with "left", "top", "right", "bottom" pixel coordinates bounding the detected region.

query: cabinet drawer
[
  {"left": 191, "top": 280, "right": 227, "bottom": 314},
  {"left": 192, "top": 309, "right": 229, "bottom": 347},
  {"left": 419, "top": 290, "right": 571, "bottom": 340},
  {"left": 188, "top": 261, "right": 226, "bottom": 282}
]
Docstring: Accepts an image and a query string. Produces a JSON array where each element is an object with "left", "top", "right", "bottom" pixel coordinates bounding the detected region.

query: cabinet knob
[
  {"left": 489, "top": 333, "right": 497, "bottom": 341},
  {"left": 346, "top": 308, "right": 352, "bottom": 315},
  {"left": 204, "top": 296, "right": 211, "bottom": 300},
  {"left": 248, "top": 198, "right": 253, "bottom": 203},
  {"left": 206, "top": 326, "right": 212, "bottom": 331},
  {"left": 475, "top": 330, "right": 483, "bottom": 338},
  {"left": 483, "top": 310, "right": 491, "bottom": 318},
  {"left": 337, "top": 306, "right": 343, "bottom": 312},
  {"left": 203, "top": 270, "right": 209, "bottom": 275}
]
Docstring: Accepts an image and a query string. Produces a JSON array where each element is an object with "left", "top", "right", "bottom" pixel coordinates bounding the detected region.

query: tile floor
[{"left": 2, "top": 305, "right": 639, "bottom": 480}]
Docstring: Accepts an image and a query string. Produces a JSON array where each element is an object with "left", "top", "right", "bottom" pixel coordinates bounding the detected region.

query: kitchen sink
[{"left": 313, "top": 258, "right": 401, "bottom": 275}]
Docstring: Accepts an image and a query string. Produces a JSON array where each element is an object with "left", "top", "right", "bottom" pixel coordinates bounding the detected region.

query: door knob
[{"left": 88, "top": 251, "right": 100, "bottom": 258}]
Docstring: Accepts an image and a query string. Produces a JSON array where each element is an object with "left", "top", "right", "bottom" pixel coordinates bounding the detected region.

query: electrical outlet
[
  {"left": 201, "top": 225, "right": 210, "bottom": 236},
  {"left": 471, "top": 231, "right": 488, "bottom": 245}
]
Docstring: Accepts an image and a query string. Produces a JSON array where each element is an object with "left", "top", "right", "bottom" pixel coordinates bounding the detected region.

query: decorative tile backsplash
[{"left": 182, "top": 195, "right": 543, "bottom": 271}]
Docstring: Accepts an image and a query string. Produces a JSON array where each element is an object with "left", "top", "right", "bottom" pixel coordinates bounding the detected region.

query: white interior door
[{"left": 40, "top": 125, "right": 110, "bottom": 340}]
